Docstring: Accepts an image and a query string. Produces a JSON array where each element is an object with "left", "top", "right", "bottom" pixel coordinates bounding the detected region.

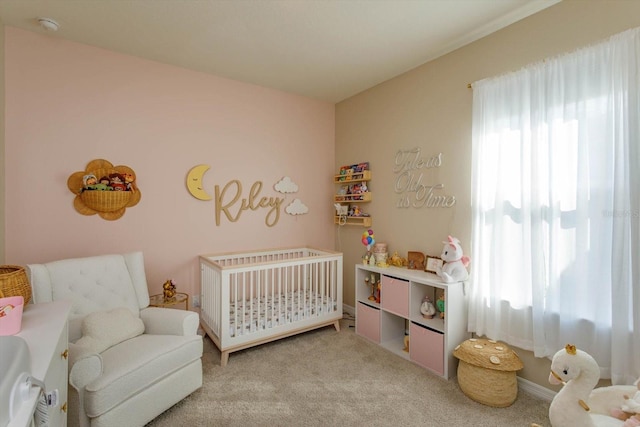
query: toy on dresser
[
  {"left": 420, "top": 295, "right": 436, "bottom": 319},
  {"left": 436, "top": 294, "right": 445, "bottom": 319},
  {"left": 436, "top": 235, "right": 470, "bottom": 283}
]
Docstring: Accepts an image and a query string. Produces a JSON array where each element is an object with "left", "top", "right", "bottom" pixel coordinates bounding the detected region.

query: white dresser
[
  {"left": 354, "top": 264, "right": 469, "bottom": 379},
  {"left": 10, "top": 300, "right": 71, "bottom": 427}
]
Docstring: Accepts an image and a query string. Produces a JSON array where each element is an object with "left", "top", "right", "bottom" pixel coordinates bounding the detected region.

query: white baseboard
[
  {"left": 343, "top": 304, "right": 355, "bottom": 317},
  {"left": 517, "top": 377, "right": 556, "bottom": 402}
]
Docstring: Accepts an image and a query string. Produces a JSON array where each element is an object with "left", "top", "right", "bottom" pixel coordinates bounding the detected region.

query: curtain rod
[{"left": 467, "top": 57, "right": 554, "bottom": 90}]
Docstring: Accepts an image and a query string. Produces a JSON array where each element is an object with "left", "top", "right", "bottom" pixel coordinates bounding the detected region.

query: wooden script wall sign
[
  {"left": 186, "top": 165, "right": 289, "bottom": 227},
  {"left": 215, "top": 180, "right": 284, "bottom": 227},
  {"left": 393, "top": 148, "right": 456, "bottom": 209}
]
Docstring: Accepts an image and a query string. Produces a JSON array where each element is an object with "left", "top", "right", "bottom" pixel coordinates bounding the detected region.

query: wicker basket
[
  {"left": 0, "top": 265, "right": 31, "bottom": 305},
  {"left": 453, "top": 337, "right": 523, "bottom": 407},
  {"left": 80, "top": 190, "right": 132, "bottom": 212}
]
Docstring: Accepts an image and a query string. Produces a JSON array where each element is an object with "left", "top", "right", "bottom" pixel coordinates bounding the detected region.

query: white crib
[{"left": 199, "top": 247, "right": 343, "bottom": 366}]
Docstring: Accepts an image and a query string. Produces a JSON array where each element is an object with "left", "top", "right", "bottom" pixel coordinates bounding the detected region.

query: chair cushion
[
  {"left": 75, "top": 307, "right": 145, "bottom": 353},
  {"left": 83, "top": 333, "right": 203, "bottom": 418}
]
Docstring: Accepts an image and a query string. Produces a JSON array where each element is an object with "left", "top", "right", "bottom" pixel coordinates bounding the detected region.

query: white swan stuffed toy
[{"left": 544, "top": 344, "right": 624, "bottom": 427}]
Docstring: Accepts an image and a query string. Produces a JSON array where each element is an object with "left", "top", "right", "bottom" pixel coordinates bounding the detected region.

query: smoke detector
[{"left": 38, "top": 18, "right": 59, "bottom": 31}]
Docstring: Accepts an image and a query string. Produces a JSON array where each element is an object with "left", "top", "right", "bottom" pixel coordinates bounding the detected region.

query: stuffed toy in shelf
[
  {"left": 82, "top": 174, "right": 98, "bottom": 191},
  {"left": 123, "top": 173, "right": 137, "bottom": 192},
  {"left": 436, "top": 294, "right": 445, "bottom": 319},
  {"left": 436, "top": 235, "right": 470, "bottom": 283},
  {"left": 108, "top": 173, "right": 127, "bottom": 191},
  {"left": 389, "top": 251, "right": 406, "bottom": 267},
  {"left": 420, "top": 295, "right": 436, "bottom": 319},
  {"left": 82, "top": 174, "right": 111, "bottom": 191}
]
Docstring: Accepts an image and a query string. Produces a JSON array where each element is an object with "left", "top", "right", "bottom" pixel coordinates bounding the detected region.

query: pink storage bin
[{"left": 0, "top": 295, "right": 24, "bottom": 335}]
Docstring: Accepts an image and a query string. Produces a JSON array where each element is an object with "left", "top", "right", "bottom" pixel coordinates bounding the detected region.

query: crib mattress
[{"left": 228, "top": 291, "right": 336, "bottom": 337}]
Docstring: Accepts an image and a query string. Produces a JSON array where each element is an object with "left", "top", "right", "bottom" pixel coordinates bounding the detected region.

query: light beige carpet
[{"left": 146, "top": 318, "right": 550, "bottom": 426}]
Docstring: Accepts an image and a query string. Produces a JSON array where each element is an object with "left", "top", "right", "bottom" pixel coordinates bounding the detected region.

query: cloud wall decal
[
  {"left": 274, "top": 176, "right": 299, "bottom": 194},
  {"left": 286, "top": 198, "right": 308, "bottom": 215}
]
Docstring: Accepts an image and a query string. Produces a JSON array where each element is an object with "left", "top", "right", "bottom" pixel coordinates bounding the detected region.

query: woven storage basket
[
  {"left": 453, "top": 337, "right": 523, "bottom": 407},
  {"left": 0, "top": 265, "right": 31, "bottom": 305},
  {"left": 80, "top": 190, "right": 132, "bottom": 212}
]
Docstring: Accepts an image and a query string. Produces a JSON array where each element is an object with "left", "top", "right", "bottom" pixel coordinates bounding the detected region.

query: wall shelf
[
  {"left": 333, "top": 170, "right": 371, "bottom": 184},
  {"left": 334, "top": 215, "right": 372, "bottom": 227},
  {"left": 334, "top": 192, "right": 372, "bottom": 203},
  {"left": 334, "top": 167, "right": 371, "bottom": 226}
]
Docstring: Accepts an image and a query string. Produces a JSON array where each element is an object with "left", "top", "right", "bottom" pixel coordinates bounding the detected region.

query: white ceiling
[{"left": 0, "top": 0, "right": 560, "bottom": 102}]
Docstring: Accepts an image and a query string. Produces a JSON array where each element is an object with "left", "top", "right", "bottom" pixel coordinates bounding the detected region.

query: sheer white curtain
[{"left": 469, "top": 27, "right": 639, "bottom": 384}]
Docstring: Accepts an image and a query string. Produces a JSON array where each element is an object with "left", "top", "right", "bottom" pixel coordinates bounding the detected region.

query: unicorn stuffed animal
[
  {"left": 544, "top": 344, "right": 625, "bottom": 427},
  {"left": 436, "top": 236, "right": 470, "bottom": 283}
]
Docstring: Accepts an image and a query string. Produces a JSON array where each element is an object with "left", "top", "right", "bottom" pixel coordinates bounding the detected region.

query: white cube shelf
[{"left": 354, "top": 264, "right": 469, "bottom": 379}]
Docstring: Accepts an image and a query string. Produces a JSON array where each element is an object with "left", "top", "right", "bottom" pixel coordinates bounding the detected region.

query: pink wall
[{"left": 4, "top": 27, "right": 336, "bottom": 298}]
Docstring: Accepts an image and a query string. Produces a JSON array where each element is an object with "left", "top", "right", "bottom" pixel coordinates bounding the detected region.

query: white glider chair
[{"left": 27, "top": 252, "right": 203, "bottom": 427}]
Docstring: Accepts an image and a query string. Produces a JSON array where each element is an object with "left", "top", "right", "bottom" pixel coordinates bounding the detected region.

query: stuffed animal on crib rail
[{"left": 435, "top": 236, "right": 470, "bottom": 283}]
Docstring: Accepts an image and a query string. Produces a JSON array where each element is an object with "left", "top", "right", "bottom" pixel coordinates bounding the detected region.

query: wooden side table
[{"left": 149, "top": 292, "right": 189, "bottom": 310}]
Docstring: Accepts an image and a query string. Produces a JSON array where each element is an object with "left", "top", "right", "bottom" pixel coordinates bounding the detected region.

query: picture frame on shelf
[
  {"left": 425, "top": 256, "right": 443, "bottom": 273},
  {"left": 407, "top": 251, "right": 425, "bottom": 270}
]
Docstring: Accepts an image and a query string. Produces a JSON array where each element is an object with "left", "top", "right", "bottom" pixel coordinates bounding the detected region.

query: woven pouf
[{"left": 453, "top": 337, "right": 523, "bottom": 407}]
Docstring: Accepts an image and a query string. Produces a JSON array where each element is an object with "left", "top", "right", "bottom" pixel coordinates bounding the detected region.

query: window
[{"left": 469, "top": 27, "right": 639, "bottom": 384}]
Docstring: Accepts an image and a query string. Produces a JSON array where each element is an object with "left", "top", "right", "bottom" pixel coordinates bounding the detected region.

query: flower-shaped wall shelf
[{"left": 67, "top": 159, "right": 141, "bottom": 220}]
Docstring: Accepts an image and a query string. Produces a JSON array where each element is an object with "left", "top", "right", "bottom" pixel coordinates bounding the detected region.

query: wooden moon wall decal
[
  {"left": 186, "top": 164, "right": 212, "bottom": 201},
  {"left": 67, "top": 159, "right": 141, "bottom": 220}
]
